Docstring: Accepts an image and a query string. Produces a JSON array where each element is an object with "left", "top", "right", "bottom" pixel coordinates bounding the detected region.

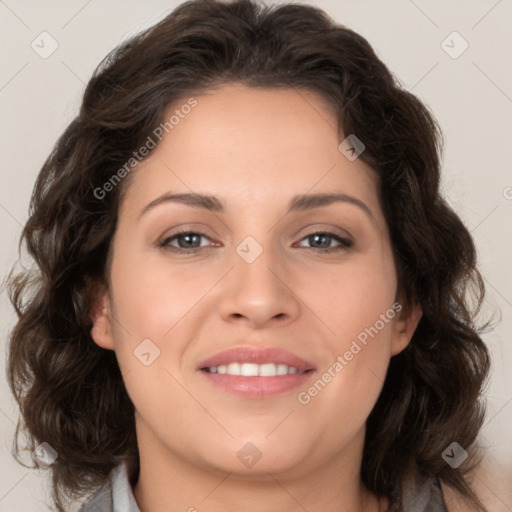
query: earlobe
[
  {"left": 90, "top": 294, "right": 115, "bottom": 350},
  {"left": 390, "top": 302, "right": 423, "bottom": 356}
]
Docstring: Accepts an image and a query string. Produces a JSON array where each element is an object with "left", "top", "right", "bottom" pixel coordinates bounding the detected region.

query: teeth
[
  {"left": 240, "top": 363, "right": 259, "bottom": 376},
  {"left": 276, "top": 363, "right": 288, "bottom": 375},
  {"left": 259, "top": 363, "right": 278, "bottom": 376},
  {"left": 227, "top": 362, "right": 242, "bottom": 375},
  {"left": 207, "top": 363, "right": 304, "bottom": 376}
]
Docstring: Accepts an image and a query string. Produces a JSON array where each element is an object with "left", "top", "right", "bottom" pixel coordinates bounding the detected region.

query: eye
[
  {"left": 158, "top": 229, "right": 352, "bottom": 254},
  {"left": 158, "top": 230, "right": 214, "bottom": 253},
  {"left": 295, "top": 230, "right": 352, "bottom": 253}
]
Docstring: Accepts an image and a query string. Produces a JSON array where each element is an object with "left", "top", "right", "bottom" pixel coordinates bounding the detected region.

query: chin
[{"left": 197, "top": 437, "right": 312, "bottom": 477}]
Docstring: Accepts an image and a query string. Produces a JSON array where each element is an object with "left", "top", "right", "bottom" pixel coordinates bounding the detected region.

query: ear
[
  {"left": 390, "top": 300, "right": 423, "bottom": 356},
  {"left": 90, "top": 290, "right": 115, "bottom": 351}
]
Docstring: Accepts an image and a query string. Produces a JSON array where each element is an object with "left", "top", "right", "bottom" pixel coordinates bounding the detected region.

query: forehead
[{"left": 121, "top": 84, "right": 381, "bottom": 223}]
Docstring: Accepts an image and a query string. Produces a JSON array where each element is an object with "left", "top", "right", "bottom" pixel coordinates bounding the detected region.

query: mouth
[
  {"left": 201, "top": 362, "right": 312, "bottom": 376},
  {"left": 197, "top": 346, "right": 316, "bottom": 399}
]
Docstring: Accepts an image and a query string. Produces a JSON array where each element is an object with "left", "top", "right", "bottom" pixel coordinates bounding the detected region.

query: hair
[{"left": 6, "top": 0, "right": 491, "bottom": 511}]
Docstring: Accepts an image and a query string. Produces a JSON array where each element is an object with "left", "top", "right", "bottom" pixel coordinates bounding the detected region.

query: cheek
[
  {"left": 302, "top": 249, "right": 397, "bottom": 405},
  {"left": 300, "top": 311, "right": 396, "bottom": 442},
  {"left": 109, "top": 248, "right": 216, "bottom": 340},
  {"left": 305, "top": 252, "right": 397, "bottom": 345}
]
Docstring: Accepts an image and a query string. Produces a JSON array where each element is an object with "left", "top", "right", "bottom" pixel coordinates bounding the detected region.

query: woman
[{"left": 7, "top": 0, "right": 491, "bottom": 511}]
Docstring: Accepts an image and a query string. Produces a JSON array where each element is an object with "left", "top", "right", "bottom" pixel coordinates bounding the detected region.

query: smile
[{"left": 202, "top": 362, "right": 308, "bottom": 376}]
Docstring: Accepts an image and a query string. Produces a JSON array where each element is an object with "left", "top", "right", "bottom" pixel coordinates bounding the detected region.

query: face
[{"left": 91, "top": 83, "right": 421, "bottom": 479}]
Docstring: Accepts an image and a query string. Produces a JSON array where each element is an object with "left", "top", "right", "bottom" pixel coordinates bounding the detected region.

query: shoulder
[{"left": 77, "top": 460, "right": 140, "bottom": 512}]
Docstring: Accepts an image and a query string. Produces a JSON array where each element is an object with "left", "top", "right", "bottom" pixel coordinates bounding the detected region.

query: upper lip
[{"left": 198, "top": 346, "right": 316, "bottom": 372}]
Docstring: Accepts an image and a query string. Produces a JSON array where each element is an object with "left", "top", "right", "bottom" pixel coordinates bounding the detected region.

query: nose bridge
[
  {"left": 236, "top": 233, "right": 280, "bottom": 290},
  {"left": 218, "top": 232, "right": 300, "bottom": 326}
]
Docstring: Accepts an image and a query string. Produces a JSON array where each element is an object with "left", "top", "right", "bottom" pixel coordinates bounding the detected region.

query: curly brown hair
[{"left": 6, "top": 0, "right": 491, "bottom": 511}]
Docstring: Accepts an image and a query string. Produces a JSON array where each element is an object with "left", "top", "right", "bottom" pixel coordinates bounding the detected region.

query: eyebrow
[{"left": 138, "top": 191, "right": 376, "bottom": 224}]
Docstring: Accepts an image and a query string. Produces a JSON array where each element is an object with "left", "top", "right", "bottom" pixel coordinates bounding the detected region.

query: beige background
[{"left": 1, "top": 0, "right": 511, "bottom": 510}]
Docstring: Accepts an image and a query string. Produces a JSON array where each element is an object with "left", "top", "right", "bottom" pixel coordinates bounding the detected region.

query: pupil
[
  {"left": 180, "top": 234, "right": 199, "bottom": 248},
  {"left": 311, "top": 234, "right": 329, "bottom": 248}
]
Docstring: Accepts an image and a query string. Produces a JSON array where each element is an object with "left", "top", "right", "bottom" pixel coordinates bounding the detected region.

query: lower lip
[{"left": 199, "top": 370, "right": 315, "bottom": 398}]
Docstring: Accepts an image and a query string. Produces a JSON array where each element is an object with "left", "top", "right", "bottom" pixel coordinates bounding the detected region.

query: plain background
[{"left": 1, "top": 1, "right": 511, "bottom": 510}]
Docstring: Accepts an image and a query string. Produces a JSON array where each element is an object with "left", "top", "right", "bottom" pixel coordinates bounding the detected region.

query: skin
[{"left": 91, "top": 83, "right": 422, "bottom": 512}]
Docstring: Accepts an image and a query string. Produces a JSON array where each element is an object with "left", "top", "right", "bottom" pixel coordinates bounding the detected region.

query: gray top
[
  {"left": 77, "top": 461, "right": 449, "bottom": 512},
  {"left": 77, "top": 462, "right": 139, "bottom": 512}
]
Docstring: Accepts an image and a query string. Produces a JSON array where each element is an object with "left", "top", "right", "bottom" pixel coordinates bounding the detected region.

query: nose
[{"left": 217, "top": 240, "right": 301, "bottom": 329}]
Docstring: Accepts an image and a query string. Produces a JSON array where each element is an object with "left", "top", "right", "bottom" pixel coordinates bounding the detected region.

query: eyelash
[{"left": 158, "top": 228, "right": 353, "bottom": 254}]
